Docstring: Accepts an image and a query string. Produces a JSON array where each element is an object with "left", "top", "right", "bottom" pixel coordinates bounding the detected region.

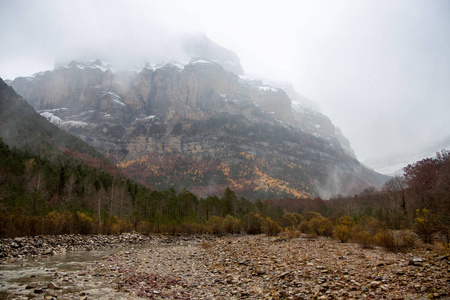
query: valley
[{"left": 1, "top": 234, "right": 448, "bottom": 299}]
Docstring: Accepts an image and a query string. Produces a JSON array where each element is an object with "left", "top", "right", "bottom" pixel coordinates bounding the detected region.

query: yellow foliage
[
  {"left": 262, "top": 217, "right": 282, "bottom": 236},
  {"left": 253, "top": 166, "right": 308, "bottom": 198},
  {"left": 219, "top": 162, "right": 230, "bottom": 177},
  {"left": 239, "top": 152, "right": 255, "bottom": 161},
  {"left": 413, "top": 208, "right": 439, "bottom": 243},
  {"left": 287, "top": 162, "right": 301, "bottom": 170},
  {"left": 334, "top": 224, "right": 351, "bottom": 242},
  {"left": 24, "top": 158, "right": 35, "bottom": 171}
]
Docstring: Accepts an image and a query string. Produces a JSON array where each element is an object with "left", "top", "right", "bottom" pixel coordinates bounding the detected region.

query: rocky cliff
[{"left": 10, "top": 54, "right": 388, "bottom": 199}]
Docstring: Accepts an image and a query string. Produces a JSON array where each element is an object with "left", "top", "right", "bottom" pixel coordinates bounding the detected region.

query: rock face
[{"left": 10, "top": 53, "right": 388, "bottom": 199}]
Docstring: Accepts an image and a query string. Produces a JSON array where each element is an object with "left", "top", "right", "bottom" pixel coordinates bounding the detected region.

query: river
[{"left": 0, "top": 246, "right": 146, "bottom": 299}]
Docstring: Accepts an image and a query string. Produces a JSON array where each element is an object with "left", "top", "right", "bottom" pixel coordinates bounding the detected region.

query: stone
[
  {"left": 25, "top": 282, "right": 38, "bottom": 289},
  {"left": 48, "top": 281, "right": 62, "bottom": 290},
  {"left": 409, "top": 257, "right": 424, "bottom": 266}
]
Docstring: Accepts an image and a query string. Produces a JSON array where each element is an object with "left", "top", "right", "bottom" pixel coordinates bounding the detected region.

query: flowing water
[{"left": 0, "top": 246, "right": 147, "bottom": 299}]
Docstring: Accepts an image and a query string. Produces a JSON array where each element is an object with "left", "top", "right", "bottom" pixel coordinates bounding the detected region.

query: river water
[{"left": 0, "top": 246, "right": 146, "bottom": 299}]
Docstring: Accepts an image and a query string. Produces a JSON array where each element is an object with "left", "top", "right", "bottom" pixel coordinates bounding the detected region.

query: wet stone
[{"left": 2, "top": 234, "right": 450, "bottom": 299}]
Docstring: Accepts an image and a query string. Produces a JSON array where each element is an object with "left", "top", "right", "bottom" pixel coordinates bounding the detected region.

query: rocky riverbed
[
  {"left": 0, "top": 233, "right": 154, "bottom": 260},
  {"left": 1, "top": 234, "right": 449, "bottom": 299}
]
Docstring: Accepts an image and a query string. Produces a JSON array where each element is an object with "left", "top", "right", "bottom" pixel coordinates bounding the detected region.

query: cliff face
[
  {"left": 0, "top": 77, "right": 115, "bottom": 173},
  {"left": 10, "top": 58, "right": 388, "bottom": 199}
]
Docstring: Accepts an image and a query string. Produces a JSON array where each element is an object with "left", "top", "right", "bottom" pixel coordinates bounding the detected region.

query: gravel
[
  {"left": 92, "top": 234, "right": 449, "bottom": 299},
  {"left": 1, "top": 233, "right": 449, "bottom": 299}
]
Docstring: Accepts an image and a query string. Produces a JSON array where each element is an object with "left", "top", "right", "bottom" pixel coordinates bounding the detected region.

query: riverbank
[
  {"left": 94, "top": 234, "right": 449, "bottom": 299},
  {"left": 0, "top": 233, "right": 182, "bottom": 262},
  {"left": 1, "top": 234, "right": 449, "bottom": 299}
]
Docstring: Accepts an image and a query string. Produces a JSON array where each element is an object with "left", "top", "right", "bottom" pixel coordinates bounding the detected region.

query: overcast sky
[{"left": 1, "top": 0, "right": 449, "bottom": 171}]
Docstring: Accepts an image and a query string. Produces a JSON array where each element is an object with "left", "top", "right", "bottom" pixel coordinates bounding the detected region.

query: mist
[{"left": 1, "top": 0, "right": 449, "bottom": 172}]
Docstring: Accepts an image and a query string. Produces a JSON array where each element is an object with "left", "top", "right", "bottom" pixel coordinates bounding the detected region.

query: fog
[{"left": 1, "top": 0, "right": 449, "bottom": 172}]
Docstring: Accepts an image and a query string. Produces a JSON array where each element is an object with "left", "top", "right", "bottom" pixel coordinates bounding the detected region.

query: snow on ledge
[{"left": 40, "top": 112, "right": 62, "bottom": 125}]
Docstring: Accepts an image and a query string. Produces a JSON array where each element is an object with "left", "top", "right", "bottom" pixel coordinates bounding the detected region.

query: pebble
[
  {"left": 0, "top": 233, "right": 153, "bottom": 261},
  {"left": 2, "top": 233, "right": 449, "bottom": 299},
  {"left": 90, "top": 234, "right": 449, "bottom": 299}
]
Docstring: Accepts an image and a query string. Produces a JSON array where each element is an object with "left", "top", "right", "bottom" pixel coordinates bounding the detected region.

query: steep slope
[
  {"left": 10, "top": 57, "right": 388, "bottom": 199},
  {"left": 0, "top": 77, "right": 115, "bottom": 173}
]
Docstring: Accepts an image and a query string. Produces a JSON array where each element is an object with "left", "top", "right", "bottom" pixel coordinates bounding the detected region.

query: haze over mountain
[
  {"left": 9, "top": 44, "right": 388, "bottom": 199},
  {"left": 0, "top": 77, "right": 117, "bottom": 174},
  {"left": 1, "top": 0, "right": 449, "bottom": 175}
]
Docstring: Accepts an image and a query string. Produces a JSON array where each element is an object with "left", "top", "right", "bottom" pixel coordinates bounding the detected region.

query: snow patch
[
  {"left": 155, "top": 62, "right": 185, "bottom": 71},
  {"left": 62, "top": 121, "right": 88, "bottom": 128},
  {"left": 136, "top": 115, "right": 157, "bottom": 121},
  {"left": 192, "top": 59, "right": 213, "bottom": 65},
  {"left": 40, "top": 112, "right": 62, "bottom": 125},
  {"left": 100, "top": 91, "right": 125, "bottom": 107},
  {"left": 238, "top": 75, "right": 256, "bottom": 82},
  {"left": 112, "top": 99, "right": 126, "bottom": 107},
  {"left": 39, "top": 108, "right": 68, "bottom": 113},
  {"left": 258, "top": 86, "right": 278, "bottom": 92},
  {"left": 66, "top": 60, "right": 111, "bottom": 72}
]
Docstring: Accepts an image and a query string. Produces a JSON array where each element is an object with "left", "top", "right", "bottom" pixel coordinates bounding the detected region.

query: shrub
[
  {"left": 360, "top": 217, "right": 382, "bottom": 236},
  {"left": 413, "top": 209, "right": 439, "bottom": 243},
  {"left": 222, "top": 215, "right": 241, "bottom": 234},
  {"left": 309, "top": 216, "right": 333, "bottom": 237},
  {"left": 336, "top": 215, "right": 353, "bottom": 227},
  {"left": 75, "top": 211, "right": 93, "bottom": 235},
  {"left": 375, "top": 230, "right": 417, "bottom": 253},
  {"left": 286, "top": 228, "right": 301, "bottom": 238},
  {"left": 303, "top": 211, "right": 324, "bottom": 221},
  {"left": 207, "top": 216, "right": 225, "bottom": 235},
  {"left": 375, "top": 229, "right": 397, "bottom": 251},
  {"left": 334, "top": 224, "right": 351, "bottom": 242},
  {"left": 280, "top": 213, "right": 303, "bottom": 229},
  {"left": 298, "top": 221, "right": 311, "bottom": 234},
  {"left": 397, "top": 231, "right": 416, "bottom": 252},
  {"left": 262, "top": 217, "right": 282, "bottom": 236},
  {"left": 244, "top": 212, "right": 264, "bottom": 235},
  {"left": 0, "top": 209, "right": 12, "bottom": 237},
  {"left": 180, "top": 222, "right": 206, "bottom": 234},
  {"left": 43, "top": 211, "right": 74, "bottom": 235},
  {"left": 352, "top": 229, "right": 375, "bottom": 248},
  {"left": 138, "top": 220, "right": 156, "bottom": 234}
]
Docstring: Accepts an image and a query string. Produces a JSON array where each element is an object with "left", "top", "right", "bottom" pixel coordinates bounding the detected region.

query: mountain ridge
[
  {"left": 0, "top": 77, "right": 117, "bottom": 174},
  {"left": 9, "top": 40, "right": 388, "bottom": 199}
]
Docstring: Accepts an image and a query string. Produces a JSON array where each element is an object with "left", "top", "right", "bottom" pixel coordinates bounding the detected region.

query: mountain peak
[
  {"left": 182, "top": 33, "right": 244, "bottom": 75},
  {"left": 10, "top": 60, "right": 388, "bottom": 199},
  {"left": 64, "top": 59, "right": 112, "bottom": 72}
]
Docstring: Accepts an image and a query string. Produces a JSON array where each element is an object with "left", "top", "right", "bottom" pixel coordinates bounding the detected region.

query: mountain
[
  {"left": 0, "top": 77, "right": 116, "bottom": 173},
  {"left": 9, "top": 43, "right": 388, "bottom": 199},
  {"left": 182, "top": 33, "right": 244, "bottom": 75},
  {"left": 0, "top": 77, "right": 139, "bottom": 236}
]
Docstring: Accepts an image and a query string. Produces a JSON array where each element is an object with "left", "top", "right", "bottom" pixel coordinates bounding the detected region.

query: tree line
[
  {"left": 1, "top": 136, "right": 449, "bottom": 251},
  {"left": 267, "top": 150, "right": 450, "bottom": 245},
  {"left": 0, "top": 138, "right": 282, "bottom": 237}
]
